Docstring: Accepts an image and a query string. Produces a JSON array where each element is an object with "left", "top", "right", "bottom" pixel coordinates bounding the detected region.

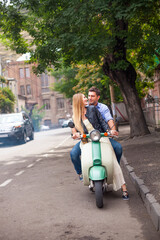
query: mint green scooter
[{"left": 69, "top": 122, "right": 114, "bottom": 208}]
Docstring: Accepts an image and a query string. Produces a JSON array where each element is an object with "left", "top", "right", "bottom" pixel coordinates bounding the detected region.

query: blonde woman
[{"left": 71, "top": 93, "right": 129, "bottom": 200}]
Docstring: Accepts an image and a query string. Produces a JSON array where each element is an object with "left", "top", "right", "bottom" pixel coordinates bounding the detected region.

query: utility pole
[
  {"left": 0, "top": 56, "right": 5, "bottom": 88},
  {"left": 109, "top": 85, "right": 118, "bottom": 130},
  {"left": 0, "top": 56, "right": 2, "bottom": 76},
  {"left": 0, "top": 56, "right": 3, "bottom": 88}
]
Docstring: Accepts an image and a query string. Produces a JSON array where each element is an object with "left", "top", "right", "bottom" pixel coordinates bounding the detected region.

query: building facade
[
  {"left": 40, "top": 71, "right": 72, "bottom": 127},
  {"left": 3, "top": 58, "right": 72, "bottom": 127},
  {"left": 143, "top": 65, "right": 160, "bottom": 129}
]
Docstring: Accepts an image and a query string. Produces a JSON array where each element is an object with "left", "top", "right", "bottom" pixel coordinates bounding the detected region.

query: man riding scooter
[
  {"left": 70, "top": 87, "right": 122, "bottom": 180},
  {"left": 88, "top": 86, "right": 122, "bottom": 163}
]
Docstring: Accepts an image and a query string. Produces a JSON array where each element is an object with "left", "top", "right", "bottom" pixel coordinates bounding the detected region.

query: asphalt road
[{"left": 0, "top": 128, "right": 160, "bottom": 240}]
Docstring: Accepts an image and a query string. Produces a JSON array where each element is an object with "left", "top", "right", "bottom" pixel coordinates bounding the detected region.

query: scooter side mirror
[{"left": 68, "top": 121, "right": 75, "bottom": 128}]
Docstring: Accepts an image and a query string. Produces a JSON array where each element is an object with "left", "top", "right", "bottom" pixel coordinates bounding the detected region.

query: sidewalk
[{"left": 118, "top": 124, "right": 160, "bottom": 231}]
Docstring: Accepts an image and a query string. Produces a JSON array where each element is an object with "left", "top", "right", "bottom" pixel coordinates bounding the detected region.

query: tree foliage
[
  {"left": 0, "top": 76, "right": 15, "bottom": 113},
  {"left": 0, "top": 87, "right": 15, "bottom": 113},
  {"left": 0, "top": 0, "right": 159, "bottom": 73},
  {"left": 1, "top": 0, "right": 160, "bottom": 136},
  {"left": 51, "top": 65, "right": 79, "bottom": 99},
  {"left": 52, "top": 62, "right": 123, "bottom": 105}
]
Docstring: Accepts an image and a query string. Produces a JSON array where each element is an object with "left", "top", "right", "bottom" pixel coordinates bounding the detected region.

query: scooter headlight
[{"left": 90, "top": 130, "right": 101, "bottom": 142}]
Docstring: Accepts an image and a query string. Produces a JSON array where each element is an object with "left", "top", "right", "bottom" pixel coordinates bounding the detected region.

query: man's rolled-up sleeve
[{"left": 100, "top": 105, "right": 113, "bottom": 122}]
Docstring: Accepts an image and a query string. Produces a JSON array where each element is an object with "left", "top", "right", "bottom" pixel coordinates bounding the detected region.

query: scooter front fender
[{"left": 89, "top": 166, "right": 107, "bottom": 181}]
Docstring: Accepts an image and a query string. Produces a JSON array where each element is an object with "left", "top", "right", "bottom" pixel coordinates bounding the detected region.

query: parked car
[
  {"left": 61, "top": 119, "right": 72, "bottom": 128},
  {"left": 0, "top": 112, "right": 34, "bottom": 144},
  {"left": 40, "top": 125, "right": 50, "bottom": 131}
]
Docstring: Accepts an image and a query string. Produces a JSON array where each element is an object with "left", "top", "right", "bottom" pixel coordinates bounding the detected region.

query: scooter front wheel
[{"left": 94, "top": 180, "right": 103, "bottom": 208}]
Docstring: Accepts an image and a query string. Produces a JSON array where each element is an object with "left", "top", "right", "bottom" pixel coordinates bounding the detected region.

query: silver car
[{"left": 0, "top": 112, "right": 34, "bottom": 144}]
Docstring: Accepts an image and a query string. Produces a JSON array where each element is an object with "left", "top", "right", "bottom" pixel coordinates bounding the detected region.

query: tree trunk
[
  {"left": 102, "top": 18, "right": 150, "bottom": 137},
  {"left": 103, "top": 56, "right": 150, "bottom": 137}
]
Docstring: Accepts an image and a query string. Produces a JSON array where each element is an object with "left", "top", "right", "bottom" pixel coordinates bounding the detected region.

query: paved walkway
[{"left": 118, "top": 124, "right": 160, "bottom": 232}]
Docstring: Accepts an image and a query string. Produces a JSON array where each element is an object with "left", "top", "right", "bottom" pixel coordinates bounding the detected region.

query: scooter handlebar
[{"left": 72, "top": 131, "right": 117, "bottom": 140}]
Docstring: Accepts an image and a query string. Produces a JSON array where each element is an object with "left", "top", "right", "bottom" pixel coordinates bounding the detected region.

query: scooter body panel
[
  {"left": 81, "top": 137, "right": 114, "bottom": 186},
  {"left": 92, "top": 141, "right": 101, "bottom": 165},
  {"left": 89, "top": 165, "right": 106, "bottom": 180}
]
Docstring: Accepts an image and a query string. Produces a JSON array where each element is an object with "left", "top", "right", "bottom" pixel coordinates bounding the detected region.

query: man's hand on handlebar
[
  {"left": 108, "top": 120, "right": 119, "bottom": 137},
  {"left": 110, "top": 130, "right": 119, "bottom": 136}
]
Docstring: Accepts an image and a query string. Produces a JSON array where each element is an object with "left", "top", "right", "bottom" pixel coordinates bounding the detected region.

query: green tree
[
  {"left": 1, "top": 0, "right": 160, "bottom": 136},
  {"left": 73, "top": 63, "right": 123, "bottom": 105},
  {"left": 52, "top": 61, "right": 152, "bottom": 105},
  {"left": 52, "top": 62, "right": 122, "bottom": 105},
  {"left": 52, "top": 65, "right": 79, "bottom": 99},
  {"left": 0, "top": 87, "right": 15, "bottom": 113},
  {"left": 0, "top": 76, "right": 15, "bottom": 113}
]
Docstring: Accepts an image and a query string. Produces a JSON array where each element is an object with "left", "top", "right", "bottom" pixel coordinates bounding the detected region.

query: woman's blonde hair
[{"left": 72, "top": 93, "right": 85, "bottom": 134}]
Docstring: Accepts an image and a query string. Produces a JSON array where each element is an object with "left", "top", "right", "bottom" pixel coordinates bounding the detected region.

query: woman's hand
[
  {"left": 72, "top": 132, "right": 81, "bottom": 139},
  {"left": 71, "top": 128, "right": 80, "bottom": 139}
]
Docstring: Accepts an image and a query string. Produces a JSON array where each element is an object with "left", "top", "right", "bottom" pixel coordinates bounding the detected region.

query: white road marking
[
  {"left": 49, "top": 149, "right": 55, "bottom": 153},
  {"left": 15, "top": 170, "right": 25, "bottom": 176},
  {"left": 27, "top": 163, "right": 34, "bottom": 168},
  {"left": 55, "top": 136, "right": 71, "bottom": 149},
  {"left": 42, "top": 154, "right": 48, "bottom": 157},
  {"left": 5, "top": 160, "right": 26, "bottom": 165},
  {"left": 36, "top": 158, "right": 42, "bottom": 162},
  {"left": 5, "top": 161, "right": 16, "bottom": 165},
  {"left": 0, "top": 179, "right": 13, "bottom": 187}
]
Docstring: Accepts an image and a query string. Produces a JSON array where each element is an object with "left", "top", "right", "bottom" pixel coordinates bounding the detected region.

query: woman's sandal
[{"left": 122, "top": 191, "right": 129, "bottom": 200}]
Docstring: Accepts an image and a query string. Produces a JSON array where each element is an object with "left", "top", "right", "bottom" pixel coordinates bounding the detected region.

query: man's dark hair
[{"left": 88, "top": 86, "right": 100, "bottom": 96}]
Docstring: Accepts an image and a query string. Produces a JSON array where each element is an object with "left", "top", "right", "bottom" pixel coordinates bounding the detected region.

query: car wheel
[
  {"left": 21, "top": 132, "right": 27, "bottom": 144},
  {"left": 29, "top": 131, "right": 34, "bottom": 141}
]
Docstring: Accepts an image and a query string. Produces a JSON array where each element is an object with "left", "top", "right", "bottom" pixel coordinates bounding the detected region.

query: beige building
[{"left": 40, "top": 72, "right": 72, "bottom": 127}]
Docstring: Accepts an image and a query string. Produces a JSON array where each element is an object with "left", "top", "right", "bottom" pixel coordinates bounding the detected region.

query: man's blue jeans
[{"left": 70, "top": 138, "right": 122, "bottom": 175}]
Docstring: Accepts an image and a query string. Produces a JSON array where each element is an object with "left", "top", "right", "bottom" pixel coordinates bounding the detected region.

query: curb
[{"left": 121, "top": 155, "right": 160, "bottom": 232}]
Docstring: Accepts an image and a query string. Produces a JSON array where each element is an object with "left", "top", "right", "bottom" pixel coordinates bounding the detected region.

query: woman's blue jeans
[{"left": 70, "top": 138, "right": 122, "bottom": 175}]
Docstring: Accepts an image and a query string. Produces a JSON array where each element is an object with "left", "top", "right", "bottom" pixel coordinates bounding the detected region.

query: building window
[
  {"left": 42, "top": 88, "right": 49, "bottom": 93},
  {"left": 26, "top": 85, "right": 31, "bottom": 95},
  {"left": 19, "top": 68, "right": 24, "bottom": 78},
  {"left": 41, "top": 73, "right": 49, "bottom": 87},
  {"left": 41, "top": 75, "right": 45, "bottom": 87},
  {"left": 57, "top": 98, "right": 64, "bottom": 109},
  {"left": 43, "top": 99, "right": 50, "bottom": 110},
  {"left": 25, "top": 68, "right": 30, "bottom": 78},
  {"left": 20, "top": 85, "right": 25, "bottom": 95},
  {"left": 44, "top": 119, "right": 51, "bottom": 126}
]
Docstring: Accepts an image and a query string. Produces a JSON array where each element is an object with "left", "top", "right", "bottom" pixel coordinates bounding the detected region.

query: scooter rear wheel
[{"left": 94, "top": 180, "right": 103, "bottom": 208}]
